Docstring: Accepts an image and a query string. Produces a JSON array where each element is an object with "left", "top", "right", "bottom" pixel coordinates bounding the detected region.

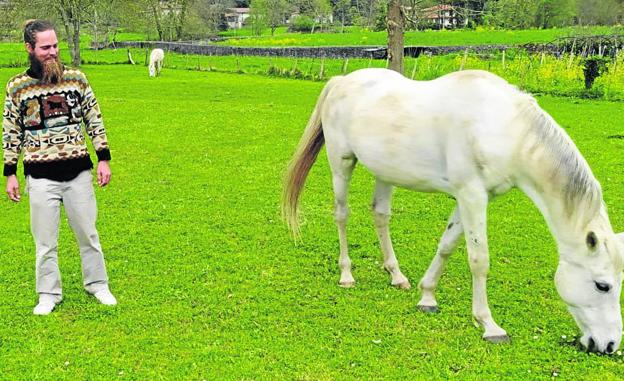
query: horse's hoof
[
  {"left": 393, "top": 281, "right": 411, "bottom": 290},
  {"left": 484, "top": 335, "right": 510, "bottom": 344},
  {"left": 417, "top": 305, "right": 440, "bottom": 314},
  {"left": 339, "top": 281, "right": 356, "bottom": 288}
]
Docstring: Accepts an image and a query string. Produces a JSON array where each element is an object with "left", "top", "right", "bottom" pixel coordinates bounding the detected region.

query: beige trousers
[{"left": 27, "top": 170, "right": 109, "bottom": 297}]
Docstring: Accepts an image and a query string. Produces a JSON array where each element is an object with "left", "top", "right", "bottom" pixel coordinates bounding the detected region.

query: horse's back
[
  {"left": 150, "top": 48, "right": 164, "bottom": 61},
  {"left": 320, "top": 69, "right": 530, "bottom": 193},
  {"left": 323, "top": 68, "right": 526, "bottom": 132}
]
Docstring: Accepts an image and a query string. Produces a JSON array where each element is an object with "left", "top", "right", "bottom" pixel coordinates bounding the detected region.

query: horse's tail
[{"left": 282, "top": 75, "right": 343, "bottom": 238}]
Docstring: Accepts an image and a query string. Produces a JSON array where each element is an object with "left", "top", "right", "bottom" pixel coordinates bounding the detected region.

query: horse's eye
[
  {"left": 586, "top": 231, "right": 598, "bottom": 249},
  {"left": 595, "top": 281, "right": 611, "bottom": 293}
]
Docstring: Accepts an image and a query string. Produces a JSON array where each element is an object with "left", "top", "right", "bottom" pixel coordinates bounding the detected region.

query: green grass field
[
  {"left": 6, "top": 25, "right": 618, "bottom": 49},
  {"left": 0, "top": 64, "right": 624, "bottom": 379},
  {"left": 2, "top": 42, "right": 623, "bottom": 101},
  {"left": 217, "top": 25, "right": 621, "bottom": 47}
]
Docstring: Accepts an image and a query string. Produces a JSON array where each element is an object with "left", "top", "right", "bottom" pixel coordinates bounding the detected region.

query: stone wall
[{"left": 106, "top": 41, "right": 512, "bottom": 59}]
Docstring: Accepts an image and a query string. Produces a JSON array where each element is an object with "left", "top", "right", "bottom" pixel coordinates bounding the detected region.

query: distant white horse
[
  {"left": 282, "top": 68, "right": 624, "bottom": 353},
  {"left": 148, "top": 48, "right": 164, "bottom": 77}
]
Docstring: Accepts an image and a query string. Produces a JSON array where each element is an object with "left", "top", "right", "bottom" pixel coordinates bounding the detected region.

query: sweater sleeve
[
  {"left": 2, "top": 84, "right": 23, "bottom": 176},
  {"left": 81, "top": 77, "right": 111, "bottom": 161}
]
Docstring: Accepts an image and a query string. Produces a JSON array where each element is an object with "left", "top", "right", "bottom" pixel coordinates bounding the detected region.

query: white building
[
  {"left": 225, "top": 8, "right": 251, "bottom": 29},
  {"left": 423, "top": 4, "right": 459, "bottom": 29}
]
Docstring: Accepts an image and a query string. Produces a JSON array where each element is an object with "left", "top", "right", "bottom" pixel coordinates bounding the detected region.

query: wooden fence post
[
  {"left": 460, "top": 48, "right": 468, "bottom": 71},
  {"left": 502, "top": 50, "right": 506, "bottom": 70}
]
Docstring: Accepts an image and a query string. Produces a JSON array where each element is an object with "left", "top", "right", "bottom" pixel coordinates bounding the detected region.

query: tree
[
  {"left": 0, "top": 0, "right": 20, "bottom": 40},
  {"left": 333, "top": 0, "right": 352, "bottom": 32},
  {"left": 401, "top": 0, "right": 429, "bottom": 30},
  {"left": 7, "top": 0, "right": 96, "bottom": 66},
  {"left": 576, "top": 0, "right": 624, "bottom": 25},
  {"left": 196, "top": 0, "right": 234, "bottom": 33},
  {"left": 353, "top": 0, "right": 384, "bottom": 29},
  {"left": 536, "top": 0, "right": 575, "bottom": 28},
  {"left": 172, "top": 0, "right": 190, "bottom": 40},
  {"left": 387, "top": 0, "right": 404, "bottom": 74},
  {"left": 249, "top": 0, "right": 289, "bottom": 36},
  {"left": 139, "top": 0, "right": 193, "bottom": 41},
  {"left": 133, "top": 0, "right": 163, "bottom": 40},
  {"left": 3, "top": 0, "right": 148, "bottom": 65},
  {"left": 87, "top": 0, "right": 131, "bottom": 47},
  {"left": 448, "top": 0, "right": 488, "bottom": 27},
  {"left": 485, "top": 0, "right": 540, "bottom": 29},
  {"left": 53, "top": 0, "right": 98, "bottom": 66},
  {"left": 296, "top": 0, "right": 332, "bottom": 33}
]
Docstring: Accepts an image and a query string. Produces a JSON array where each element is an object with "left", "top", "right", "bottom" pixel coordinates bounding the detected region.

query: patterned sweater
[{"left": 2, "top": 67, "right": 111, "bottom": 181}]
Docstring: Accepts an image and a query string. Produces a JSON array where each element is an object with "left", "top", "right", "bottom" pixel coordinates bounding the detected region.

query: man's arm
[
  {"left": 3, "top": 86, "right": 24, "bottom": 201},
  {"left": 80, "top": 75, "right": 112, "bottom": 186},
  {"left": 81, "top": 80, "right": 111, "bottom": 160}
]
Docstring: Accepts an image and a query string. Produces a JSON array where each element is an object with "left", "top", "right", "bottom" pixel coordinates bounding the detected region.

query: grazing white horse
[
  {"left": 282, "top": 68, "right": 624, "bottom": 353},
  {"left": 148, "top": 48, "right": 164, "bottom": 77}
]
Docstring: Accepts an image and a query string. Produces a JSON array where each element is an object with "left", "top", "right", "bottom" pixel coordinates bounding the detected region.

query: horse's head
[
  {"left": 554, "top": 221, "right": 624, "bottom": 354},
  {"left": 148, "top": 64, "right": 156, "bottom": 77}
]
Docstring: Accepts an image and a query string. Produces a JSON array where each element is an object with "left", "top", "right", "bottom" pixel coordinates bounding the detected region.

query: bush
[
  {"left": 289, "top": 16, "right": 315, "bottom": 33},
  {"left": 582, "top": 56, "right": 609, "bottom": 89}
]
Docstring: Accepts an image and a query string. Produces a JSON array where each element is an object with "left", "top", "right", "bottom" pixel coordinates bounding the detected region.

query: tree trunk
[
  {"left": 151, "top": 3, "right": 164, "bottom": 41},
  {"left": 72, "top": 16, "right": 81, "bottom": 66},
  {"left": 92, "top": 9, "right": 98, "bottom": 47},
  {"left": 387, "top": 0, "right": 404, "bottom": 75},
  {"left": 55, "top": 1, "right": 81, "bottom": 67},
  {"left": 175, "top": 0, "right": 188, "bottom": 40}
]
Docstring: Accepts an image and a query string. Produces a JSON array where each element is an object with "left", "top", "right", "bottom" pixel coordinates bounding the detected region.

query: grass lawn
[
  {"left": 0, "top": 65, "right": 623, "bottom": 379},
  {"left": 217, "top": 25, "right": 621, "bottom": 47},
  {"left": 3, "top": 42, "right": 624, "bottom": 101}
]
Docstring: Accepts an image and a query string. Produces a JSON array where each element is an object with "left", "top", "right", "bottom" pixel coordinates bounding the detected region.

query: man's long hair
[{"left": 23, "top": 19, "right": 55, "bottom": 48}]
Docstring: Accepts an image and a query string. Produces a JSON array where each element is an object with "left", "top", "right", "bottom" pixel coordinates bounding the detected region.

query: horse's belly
[
  {"left": 378, "top": 173, "right": 451, "bottom": 193},
  {"left": 355, "top": 147, "right": 452, "bottom": 192}
]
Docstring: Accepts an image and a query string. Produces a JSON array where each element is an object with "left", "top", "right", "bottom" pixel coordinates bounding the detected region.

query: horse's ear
[{"left": 586, "top": 231, "right": 598, "bottom": 250}]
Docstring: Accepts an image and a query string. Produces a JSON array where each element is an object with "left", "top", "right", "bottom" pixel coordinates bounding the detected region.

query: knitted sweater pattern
[{"left": 2, "top": 68, "right": 110, "bottom": 179}]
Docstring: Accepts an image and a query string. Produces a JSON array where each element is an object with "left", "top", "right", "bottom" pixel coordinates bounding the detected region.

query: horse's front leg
[
  {"left": 418, "top": 206, "right": 463, "bottom": 312},
  {"left": 456, "top": 186, "right": 509, "bottom": 343},
  {"left": 372, "top": 180, "right": 410, "bottom": 289}
]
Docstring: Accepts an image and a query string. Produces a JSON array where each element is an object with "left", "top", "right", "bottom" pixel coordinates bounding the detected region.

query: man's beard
[{"left": 29, "top": 53, "right": 63, "bottom": 84}]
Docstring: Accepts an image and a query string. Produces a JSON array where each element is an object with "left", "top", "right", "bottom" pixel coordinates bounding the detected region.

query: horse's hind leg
[
  {"left": 330, "top": 156, "right": 357, "bottom": 287},
  {"left": 372, "top": 180, "right": 410, "bottom": 289},
  {"left": 417, "top": 206, "right": 463, "bottom": 312}
]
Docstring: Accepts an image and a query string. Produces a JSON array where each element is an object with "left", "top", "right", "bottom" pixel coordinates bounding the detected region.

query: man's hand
[
  {"left": 6, "top": 175, "right": 20, "bottom": 202},
  {"left": 97, "top": 161, "right": 111, "bottom": 187}
]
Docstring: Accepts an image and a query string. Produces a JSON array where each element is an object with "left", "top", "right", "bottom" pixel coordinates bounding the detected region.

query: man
[{"left": 2, "top": 20, "right": 117, "bottom": 315}]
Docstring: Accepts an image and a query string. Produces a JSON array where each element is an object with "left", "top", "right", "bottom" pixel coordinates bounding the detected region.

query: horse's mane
[{"left": 523, "top": 98, "right": 603, "bottom": 224}]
